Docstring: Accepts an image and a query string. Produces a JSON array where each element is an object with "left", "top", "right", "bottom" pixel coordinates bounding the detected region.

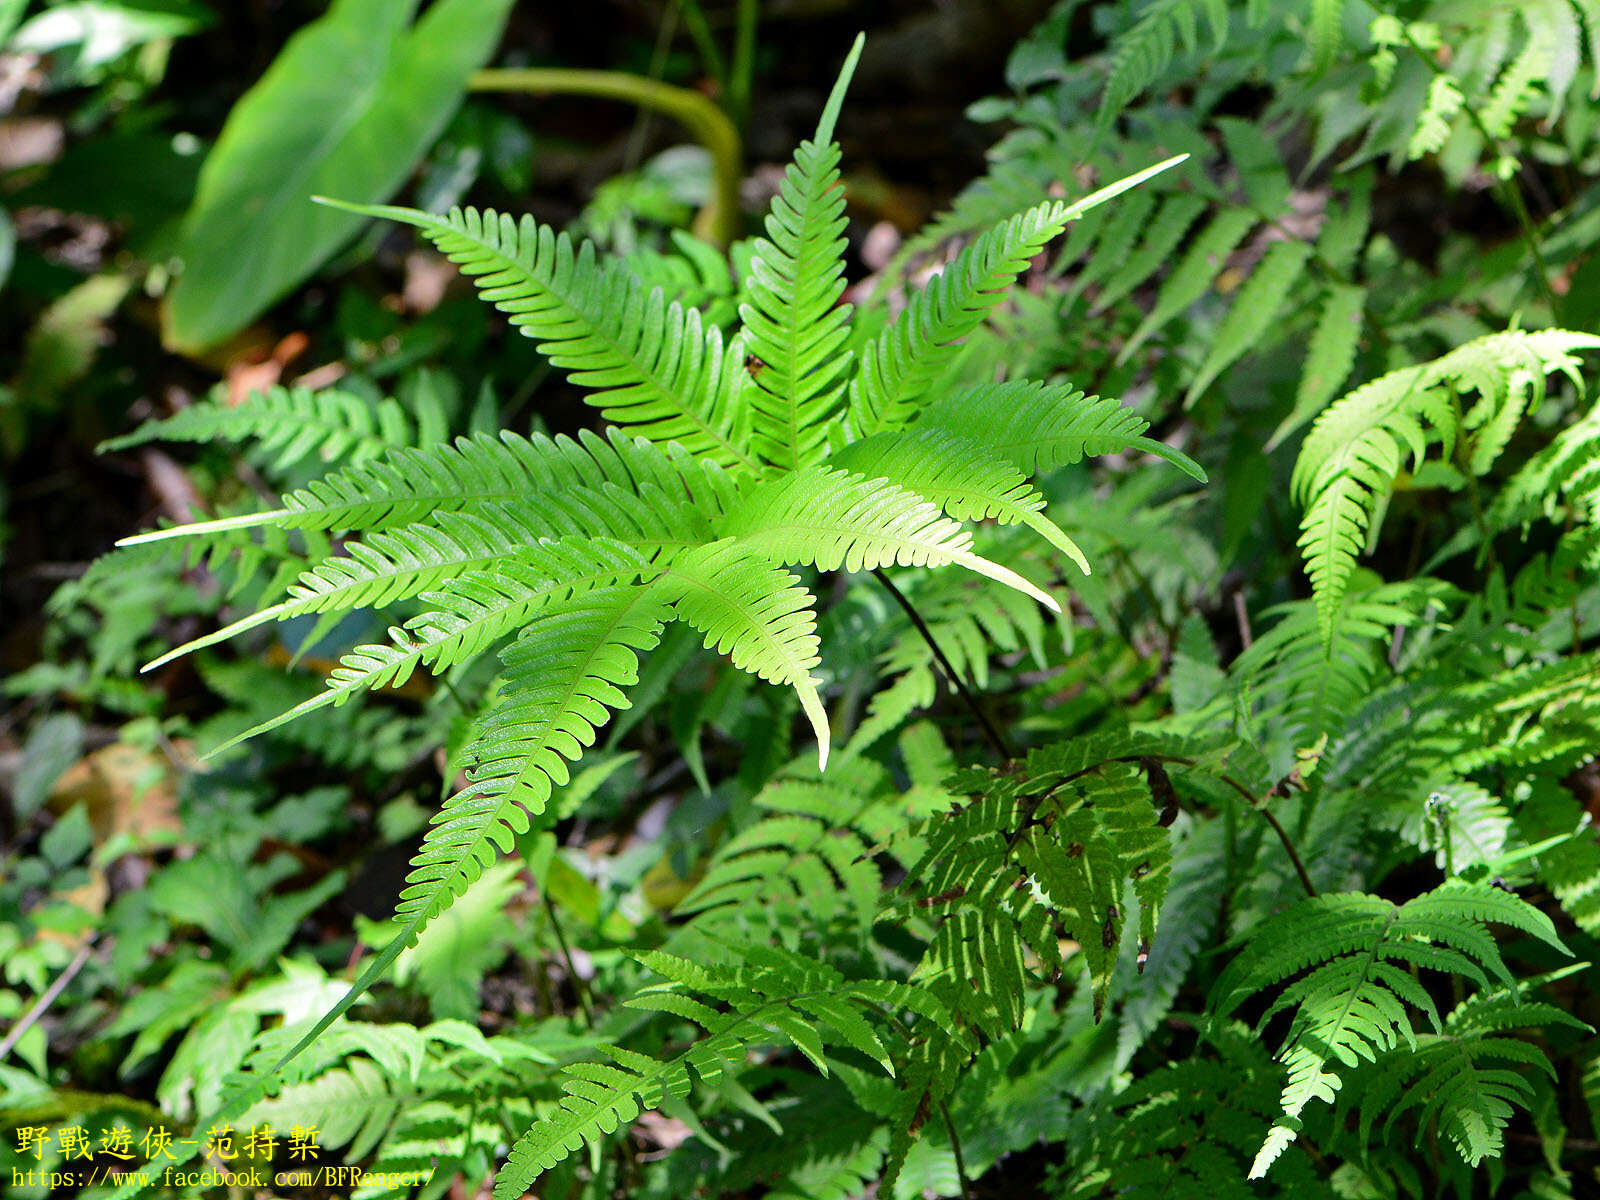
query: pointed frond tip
[{"left": 814, "top": 33, "right": 865, "bottom": 147}]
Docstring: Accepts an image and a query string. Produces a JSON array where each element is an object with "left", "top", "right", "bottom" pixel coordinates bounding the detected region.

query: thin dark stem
[
  {"left": 1257, "top": 805, "right": 1318, "bottom": 899},
  {"left": 1215, "top": 771, "right": 1317, "bottom": 899},
  {"left": 542, "top": 892, "right": 595, "bottom": 1027},
  {"left": 872, "top": 568, "right": 1013, "bottom": 760},
  {"left": 938, "top": 1097, "right": 973, "bottom": 1200}
]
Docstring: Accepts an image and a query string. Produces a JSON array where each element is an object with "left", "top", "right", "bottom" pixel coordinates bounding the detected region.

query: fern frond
[
  {"left": 397, "top": 587, "right": 670, "bottom": 930},
  {"left": 1119, "top": 207, "right": 1258, "bottom": 363},
  {"left": 1355, "top": 979, "right": 1587, "bottom": 1166},
  {"left": 1210, "top": 881, "right": 1569, "bottom": 1176},
  {"left": 653, "top": 540, "right": 829, "bottom": 765},
  {"left": 1089, "top": 191, "right": 1208, "bottom": 314},
  {"left": 921, "top": 380, "right": 1205, "bottom": 482},
  {"left": 1184, "top": 240, "right": 1313, "bottom": 405},
  {"left": 1292, "top": 329, "right": 1600, "bottom": 641},
  {"left": 101, "top": 385, "right": 417, "bottom": 472},
  {"left": 738, "top": 42, "right": 860, "bottom": 471},
  {"left": 827, "top": 427, "right": 1090, "bottom": 572},
  {"left": 676, "top": 771, "right": 885, "bottom": 929},
  {"left": 1268, "top": 282, "right": 1366, "bottom": 452},
  {"left": 495, "top": 950, "right": 906, "bottom": 1196},
  {"left": 1308, "top": 0, "right": 1348, "bottom": 74},
  {"left": 121, "top": 427, "right": 722, "bottom": 545},
  {"left": 907, "top": 739, "right": 1175, "bottom": 1018},
  {"left": 326, "top": 201, "right": 758, "bottom": 472},
  {"left": 206, "top": 539, "right": 657, "bottom": 755},
  {"left": 847, "top": 157, "right": 1186, "bottom": 437},
  {"left": 721, "top": 465, "right": 1060, "bottom": 609},
  {"left": 1095, "top": 0, "right": 1233, "bottom": 134}
]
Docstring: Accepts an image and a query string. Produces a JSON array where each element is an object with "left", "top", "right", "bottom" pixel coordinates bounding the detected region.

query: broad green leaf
[{"left": 161, "top": 0, "right": 512, "bottom": 353}]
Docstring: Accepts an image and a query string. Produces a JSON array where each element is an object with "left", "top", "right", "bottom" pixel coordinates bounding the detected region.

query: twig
[
  {"left": 1233, "top": 590, "right": 1253, "bottom": 650},
  {"left": 872, "top": 568, "right": 1013, "bottom": 760},
  {"left": 0, "top": 940, "right": 94, "bottom": 1062}
]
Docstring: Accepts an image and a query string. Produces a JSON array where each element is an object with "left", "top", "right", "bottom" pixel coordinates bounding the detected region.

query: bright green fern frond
[
  {"left": 653, "top": 539, "right": 829, "bottom": 765},
  {"left": 845, "top": 200, "right": 1076, "bottom": 437},
  {"left": 846, "top": 157, "right": 1187, "bottom": 438},
  {"left": 206, "top": 538, "right": 658, "bottom": 756},
  {"left": 826, "top": 427, "right": 1090, "bottom": 573},
  {"left": 1210, "top": 881, "right": 1569, "bottom": 1177},
  {"left": 397, "top": 586, "right": 670, "bottom": 932},
  {"left": 721, "top": 465, "right": 1060, "bottom": 609},
  {"left": 325, "top": 201, "right": 758, "bottom": 472},
  {"left": 737, "top": 38, "right": 861, "bottom": 472},
  {"left": 1292, "top": 329, "right": 1600, "bottom": 641},
  {"left": 920, "top": 380, "right": 1205, "bottom": 482},
  {"left": 121, "top": 427, "right": 721, "bottom": 545}
]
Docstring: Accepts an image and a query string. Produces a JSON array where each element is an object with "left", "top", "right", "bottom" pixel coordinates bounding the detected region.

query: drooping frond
[
  {"left": 325, "top": 201, "right": 758, "bottom": 472},
  {"left": 494, "top": 948, "right": 922, "bottom": 1197},
  {"left": 720, "top": 465, "right": 1060, "bottom": 609},
  {"left": 141, "top": 498, "right": 662, "bottom": 671},
  {"left": 1232, "top": 579, "right": 1453, "bottom": 743},
  {"left": 1352, "top": 979, "right": 1587, "bottom": 1167},
  {"left": 396, "top": 587, "right": 670, "bottom": 931},
  {"left": 1292, "top": 329, "right": 1600, "bottom": 642},
  {"left": 826, "top": 427, "right": 1090, "bottom": 572},
  {"left": 652, "top": 540, "right": 830, "bottom": 765},
  {"left": 1209, "top": 881, "right": 1569, "bottom": 1177},
  {"left": 903, "top": 738, "right": 1176, "bottom": 1019},
  {"left": 1060, "top": 1039, "right": 1332, "bottom": 1199},
  {"left": 207, "top": 539, "right": 658, "bottom": 754}
]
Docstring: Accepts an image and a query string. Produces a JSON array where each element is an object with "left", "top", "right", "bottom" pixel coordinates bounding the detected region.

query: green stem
[
  {"left": 675, "top": 0, "right": 727, "bottom": 92},
  {"left": 729, "top": 0, "right": 759, "bottom": 124},
  {"left": 469, "top": 67, "right": 742, "bottom": 247},
  {"left": 542, "top": 891, "right": 595, "bottom": 1027}
]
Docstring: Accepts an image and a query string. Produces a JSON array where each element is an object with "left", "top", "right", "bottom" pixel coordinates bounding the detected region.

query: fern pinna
[{"left": 113, "top": 35, "right": 1201, "bottom": 1189}]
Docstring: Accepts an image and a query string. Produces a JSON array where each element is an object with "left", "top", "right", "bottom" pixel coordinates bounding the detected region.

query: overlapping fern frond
[
  {"left": 1293, "top": 330, "right": 1599, "bottom": 642},
  {"left": 494, "top": 946, "right": 943, "bottom": 1197},
  {"left": 1349, "top": 977, "right": 1589, "bottom": 1167},
  {"left": 1210, "top": 881, "right": 1570, "bottom": 1176}
]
